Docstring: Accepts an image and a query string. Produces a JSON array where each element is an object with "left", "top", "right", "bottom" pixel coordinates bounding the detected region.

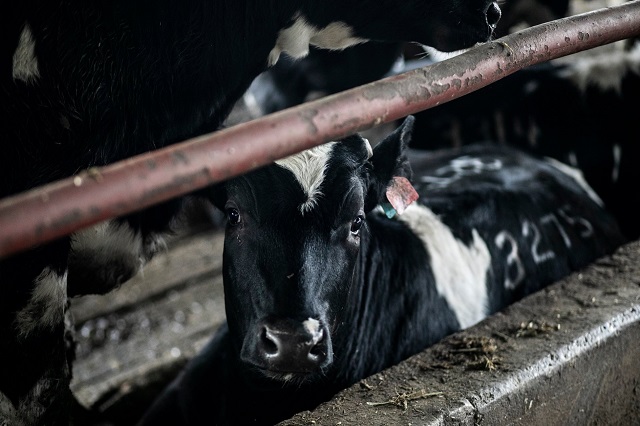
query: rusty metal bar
[{"left": 1, "top": 1, "right": 640, "bottom": 259}]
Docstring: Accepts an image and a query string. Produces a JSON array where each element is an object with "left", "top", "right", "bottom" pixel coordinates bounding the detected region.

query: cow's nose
[
  {"left": 256, "top": 318, "right": 328, "bottom": 373},
  {"left": 485, "top": 1, "right": 501, "bottom": 30}
]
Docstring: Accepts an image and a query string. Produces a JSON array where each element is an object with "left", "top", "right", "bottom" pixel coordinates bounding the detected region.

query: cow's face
[
  {"left": 213, "top": 118, "right": 414, "bottom": 383},
  {"left": 301, "top": 0, "right": 501, "bottom": 52}
]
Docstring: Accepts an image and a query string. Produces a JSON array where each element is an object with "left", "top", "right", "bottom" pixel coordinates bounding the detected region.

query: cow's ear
[{"left": 364, "top": 116, "right": 415, "bottom": 213}]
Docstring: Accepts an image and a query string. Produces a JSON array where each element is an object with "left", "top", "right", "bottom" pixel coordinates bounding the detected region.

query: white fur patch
[
  {"left": 71, "top": 220, "right": 144, "bottom": 265},
  {"left": 269, "top": 14, "right": 367, "bottom": 66},
  {"left": 13, "top": 23, "right": 40, "bottom": 84},
  {"left": 242, "top": 90, "right": 264, "bottom": 118},
  {"left": 310, "top": 22, "right": 366, "bottom": 50},
  {"left": 303, "top": 318, "right": 323, "bottom": 345},
  {"left": 0, "top": 390, "right": 21, "bottom": 424},
  {"left": 363, "top": 138, "right": 373, "bottom": 159},
  {"left": 398, "top": 204, "right": 491, "bottom": 328},
  {"left": 545, "top": 157, "right": 604, "bottom": 207},
  {"left": 15, "top": 268, "right": 67, "bottom": 339},
  {"left": 421, "top": 45, "right": 474, "bottom": 62},
  {"left": 562, "top": 42, "right": 640, "bottom": 94},
  {"left": 276, "top": 143, "right": 336, "bottom": 214}
]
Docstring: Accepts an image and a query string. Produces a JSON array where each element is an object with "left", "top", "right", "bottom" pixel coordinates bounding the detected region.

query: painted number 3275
[{"left": 494, "top": 204, "right": 594, "bottom": 290}]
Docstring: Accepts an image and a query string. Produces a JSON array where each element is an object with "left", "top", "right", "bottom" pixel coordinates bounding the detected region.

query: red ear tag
[{"left": 385, "top": 176, "right": 419, "bottom": 217}]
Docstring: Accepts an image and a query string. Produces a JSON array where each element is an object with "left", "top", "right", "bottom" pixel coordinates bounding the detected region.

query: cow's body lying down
[
  {"left": 0, "top": 1, "right": 502, "bottom": 423},
  {"left": 410, "top": 42, "right": 640, "bottom": 241},
  {"left": 140, "top": 117, "right": 624, "bottom": 425}
]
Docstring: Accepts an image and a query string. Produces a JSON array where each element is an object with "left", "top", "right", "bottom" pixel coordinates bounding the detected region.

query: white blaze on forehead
[
  {"left": 397, "top": 204, "right": 491, "bottom": 329},
  {"left": 15, "top": 267, "right": 67, "bottom": 339},
  {"left": 13, "top": 23, "right": 41, "bottom": 84},
  {"left": 303, "top": 318, "right": 323, "bottom": 345},
  {"left": 544, "top": 157, "right": 604, "bottom": 207},
  {"left": 276, "top": 143, "right": 336, "bottom": 214},
  {"left": 269, "top": 13, "right": 367, "bottom": 66}
]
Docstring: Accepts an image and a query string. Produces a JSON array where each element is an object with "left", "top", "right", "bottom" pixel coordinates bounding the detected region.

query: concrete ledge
[{"left": 281, "top": 240, "right": 640, "bottom": 426}]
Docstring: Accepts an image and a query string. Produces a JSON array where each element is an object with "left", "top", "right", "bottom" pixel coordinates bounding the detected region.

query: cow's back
[{"left": 408, "top": 144, "right": 625, "bottom": 314}]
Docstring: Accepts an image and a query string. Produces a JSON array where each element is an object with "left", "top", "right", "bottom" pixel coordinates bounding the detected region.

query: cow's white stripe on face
[
  {"left": 276, "top": 143, "right": 336, "bottom": 214},
  {"left": 269, "top": 14, "right": 366, "bottom": 66},
  {"left": 13, "top": 23, "right": 40, "bottom": 84},
  {"left": 545, "top": 157, "right": 604, "bottom": 207},
  {"left": 398, "top": 204, "right": 490, "bottom": 328},
  {"left": 15, "top": 267, "right": 67, "bottom": 339}
]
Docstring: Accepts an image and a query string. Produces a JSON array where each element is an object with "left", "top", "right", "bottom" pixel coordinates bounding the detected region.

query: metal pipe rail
[{"left": 1, "top": 1, "right": 640, "bottom": 259}]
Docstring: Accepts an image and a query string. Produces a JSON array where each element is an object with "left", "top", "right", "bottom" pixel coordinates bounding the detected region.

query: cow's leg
[{"left": 0, "top": 238, "right": 75, "bottom": 425}]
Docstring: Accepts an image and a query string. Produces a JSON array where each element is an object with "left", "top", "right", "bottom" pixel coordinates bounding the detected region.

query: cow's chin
[{"left": 258, "top": 368, "right": 324, "bottom": 386}]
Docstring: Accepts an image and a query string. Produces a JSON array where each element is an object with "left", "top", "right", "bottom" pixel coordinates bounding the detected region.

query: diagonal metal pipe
[{"left": 1, "top": 1, "right": 640, "bottom": 259}]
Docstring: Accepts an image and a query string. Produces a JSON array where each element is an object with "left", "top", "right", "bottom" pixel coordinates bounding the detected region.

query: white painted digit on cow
[
  {"left": 522, "top": 220, "right": 555, "bottom": 264},
  {"left": 540, "top": 213, "right": 572, "bottom": 248},
  {"left": 420, "top": 156, "right": 503, "bottom": 188},
  {"left": 494, "top": 231, "right": 525, "bottom": 290},
  {"left": 557, "top": 205, "right": 594, "bottom": 239}
]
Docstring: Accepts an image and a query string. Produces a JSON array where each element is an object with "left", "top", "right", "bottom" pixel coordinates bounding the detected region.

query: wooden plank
[
  {"left": 70, "top": 228, "right": 225, "bottom": 324},
  {"left": 70, "top": 227, "right": 227, "bottom": 419}
]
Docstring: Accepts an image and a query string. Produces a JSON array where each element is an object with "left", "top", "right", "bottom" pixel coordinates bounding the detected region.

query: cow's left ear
[{"left": 364, "top": 116, "right": 416, "bottom": 213}]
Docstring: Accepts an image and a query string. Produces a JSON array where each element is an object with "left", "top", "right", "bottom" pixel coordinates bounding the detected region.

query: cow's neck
[{"left": 333, "top": 212, "right": 459, "bottom": 385}]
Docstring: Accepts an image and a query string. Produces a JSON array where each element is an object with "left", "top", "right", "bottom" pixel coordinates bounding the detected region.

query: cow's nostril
[
  {"left": 260, "top": 327, "right": 280, "bottom": 356},
  {"left": 486, "top": 2, "right": 501, "bottom": 29},
  {"left": 308, "top": 343, "right": 325, "bottom": 360},
  {"left": 308, "top": 328, "right": 325, "bottom": 358}
]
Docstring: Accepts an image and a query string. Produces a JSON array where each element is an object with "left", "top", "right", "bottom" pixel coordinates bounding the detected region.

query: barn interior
[{"left": 66, "top": 0, "right": 640, "bottom": 424}]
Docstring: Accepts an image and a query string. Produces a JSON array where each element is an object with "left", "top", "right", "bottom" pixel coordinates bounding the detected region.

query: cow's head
[
  {"left": 212, "top": 117, "right": 414, "bottom": 383},
  {"left": 299, "top": 0, "right": 501, "bottom": 53}
]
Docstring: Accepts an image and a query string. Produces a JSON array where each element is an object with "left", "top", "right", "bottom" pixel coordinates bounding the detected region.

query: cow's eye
[
  {"left": 227, "top": 208, "right": 241, "bottom": 226},
  {"left": 350, "top": 215, "right": 364, "bottom": 235}
]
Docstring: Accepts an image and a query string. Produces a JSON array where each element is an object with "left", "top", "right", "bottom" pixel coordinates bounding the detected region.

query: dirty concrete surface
[{"left": 69, "top": 0, "right": 639, "bottom": 424}]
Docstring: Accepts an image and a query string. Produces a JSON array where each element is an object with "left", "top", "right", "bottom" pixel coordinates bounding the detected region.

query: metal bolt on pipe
[{"left": 1, "top": 1, "right": 640, "bottom": 258}]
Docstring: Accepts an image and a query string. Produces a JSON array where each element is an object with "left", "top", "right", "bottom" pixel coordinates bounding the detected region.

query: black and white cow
[
  {"left": 244, "top": 41, "right": 405, "bottom": 117},
  {"left": 409, "top": 42, "right": 640, "bottom": 241},
  {"left": 1, "top": 1, "right": 502, "bottom": 423},
  {"left": 243, "top": 0, "right": 570, "bottom": 119},
  {"left": 139, "top": 117, "right": 625, "bottom": 426}
]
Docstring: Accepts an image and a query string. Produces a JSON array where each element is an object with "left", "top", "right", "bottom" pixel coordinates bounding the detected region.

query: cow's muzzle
[{"left": 241, "top": 317, "right": 332, "bottom": 375}]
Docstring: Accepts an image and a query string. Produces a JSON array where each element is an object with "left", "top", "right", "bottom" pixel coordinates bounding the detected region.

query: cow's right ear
[{"left": 364, "top": 116, "right": 416, "bottom": 213}]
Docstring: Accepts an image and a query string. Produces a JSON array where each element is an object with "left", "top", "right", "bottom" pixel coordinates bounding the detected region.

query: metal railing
[{"left": 1, "top": 1, "right": 640, "bottom": 258}]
